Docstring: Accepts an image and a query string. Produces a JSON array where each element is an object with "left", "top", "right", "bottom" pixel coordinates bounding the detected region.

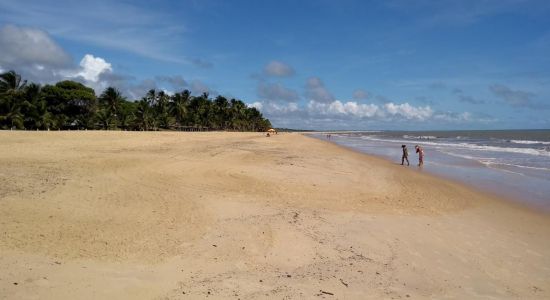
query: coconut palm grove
[{"left": 0, "top": 70, "right": 272, "bottom": 131}]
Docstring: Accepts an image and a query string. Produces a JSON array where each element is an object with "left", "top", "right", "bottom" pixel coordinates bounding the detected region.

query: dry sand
[{"left": 1, "top": 131, "right": 549, "bottom": 299}]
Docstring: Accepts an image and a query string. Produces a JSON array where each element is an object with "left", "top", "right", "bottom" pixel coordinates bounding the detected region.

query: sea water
[{"left": 313, "top": 130, "right": 550, "bottom": 210}]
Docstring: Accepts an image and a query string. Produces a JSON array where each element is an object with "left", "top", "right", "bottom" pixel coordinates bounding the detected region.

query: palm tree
[
  {"left": 21, "top": 83, "right": 50, "bottom": 130},
  {"left": 96, "top": 109, "right": 114, "bottom": 129},
  {"left": 0, "top": 96, "right": 24, "bottom": 129},
  {"left": 0, "top": 71, "right": 27, "bottom": 129},
  {"left": 155, "top": 90, "right": 171, "bottom": 128},
  {"left": 230, "top": 99, "right": 246, "bottom": 131},
  {"left": 244, "top": 107, "right": 263, "bottom": 131},
  {"left": 195, "top": 94, "right": 212, "bottom": 127},
  {"left": 157, "top": 91, "right": 169, "bottom": 112},
  {"left": 134, "top": 98, "right": 153, "bottom": 130},
  {"left": 117, "top": 101, "right": 135, "bottom": 130},
  {"left": 0, "top": 70, "right": 273, "bottom": 132},
  {"left": 33, "top": 103, "right": 53, "bottom": 130},
  {"left": 213, "top": 95, "right": 229, "bottom": 129},
  {"left": 170, "top": 90, "right": 191, "bottom": 127},
  {"left": 145, "top": 89, "right": 157, "bottom": 105},
  {"left": 99, "top": 87, "right": 124, "bottom": 127},
  {"left": 0, "top": 70, "right": 27, "bottom": 94}
]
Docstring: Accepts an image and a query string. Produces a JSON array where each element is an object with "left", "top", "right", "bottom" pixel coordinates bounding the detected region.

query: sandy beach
[{"left": 1, "top": 131, "right": 549, "bottom": 299}]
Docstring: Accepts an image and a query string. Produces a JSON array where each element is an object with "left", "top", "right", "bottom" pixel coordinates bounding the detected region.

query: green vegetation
[{"left": 0, "top": 70, "right": 272, "bottom": 131}]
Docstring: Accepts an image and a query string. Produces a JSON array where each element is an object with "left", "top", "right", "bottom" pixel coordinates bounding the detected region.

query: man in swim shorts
[{"left": 401, "top": 145, "right": 409, "bottom": 166}]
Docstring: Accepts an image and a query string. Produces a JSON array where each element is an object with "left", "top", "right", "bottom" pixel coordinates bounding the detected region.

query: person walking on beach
[
  {"left": 415, "top": 145, "right": 424, "bottom": 166},
  {"left": 401, "top": 145, "right": 409, "bottom": 166}
]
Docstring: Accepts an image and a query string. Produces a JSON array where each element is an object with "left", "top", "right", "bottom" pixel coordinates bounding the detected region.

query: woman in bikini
[{"left": 415, "top": 145, "right": 424, "bottom": 166}]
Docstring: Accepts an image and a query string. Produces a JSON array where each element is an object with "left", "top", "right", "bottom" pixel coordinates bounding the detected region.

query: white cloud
[
  {"left": 255, "top": 98, "right": 438, "bottom": 122},
  {"left": 264, "top": 61, "right": 295, "bottom": 77},
  {"left": 306, "top": 100, "right": 432, "bottom": 120},
  {"left": 0, "top": 23, "right": 216, "bottom": 100},
  {"left": 383, "top": 102, "right": 433, "bottom": 120},
  {"left": 251, "top": 97, "right": 491, "bottom": 130},
  {"left": 307, "top": 100, "right": 380, "bottom": 118},
  {"left": 248, "top": 102, "right": 263, "bottom": 110},
  {"left": 261, "top": 102, "right": 300, "bottom": 115},
  {"left": 76, "top": 54, "right": 112, "bottom": 82},
  {"left": 0, "top": 1, "right": 189, "bottom": 63},
  {"left": 433, "top": 111, "right": 471, "bottom": 122},
  {"left": 0, "top": 24, "right": 72, "bottom": 69}
]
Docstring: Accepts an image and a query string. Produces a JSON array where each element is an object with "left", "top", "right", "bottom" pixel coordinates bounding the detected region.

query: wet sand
[
  {"left": 316, "top": 133, "right": 550, "bottom": 211},
  {"left": 1, "top": 131, "right": 549, "bottom": 299}
]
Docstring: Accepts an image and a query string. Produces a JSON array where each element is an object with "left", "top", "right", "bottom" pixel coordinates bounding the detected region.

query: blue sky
[{"left": 1, "top": 0, "right": 549, "bottom": 130}]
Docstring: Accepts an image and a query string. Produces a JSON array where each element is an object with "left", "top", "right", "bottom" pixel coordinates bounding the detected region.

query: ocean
[{"left": 312, "top": 130, "right": 550, "bottom": 210}]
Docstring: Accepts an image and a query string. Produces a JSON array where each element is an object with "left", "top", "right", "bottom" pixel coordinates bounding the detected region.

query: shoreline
[
  {"left": 1, "top": 131, "right": 549, "bottom": 299},
  {"left": 307, "top": 132, "right": 550, "bottom": 215}
]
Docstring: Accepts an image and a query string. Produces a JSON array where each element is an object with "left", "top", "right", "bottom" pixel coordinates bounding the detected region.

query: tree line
[{"left": 0, "top": 70, "right": 272, "bottom": 131}]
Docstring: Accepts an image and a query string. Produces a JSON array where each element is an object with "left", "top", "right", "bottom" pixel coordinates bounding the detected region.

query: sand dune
[{"left": 1, "top": 131, "right": 549, "bottom": 299}]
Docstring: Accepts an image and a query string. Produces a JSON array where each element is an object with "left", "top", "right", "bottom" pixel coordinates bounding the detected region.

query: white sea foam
[
  {"left": 510, "top": 140, "right": 550, "bottom": 145},
  {"left": 358, "top": 135, "right": 550, "bottom": 157},
  {"left": 492, "top": 162, "right": 550, "bottom": 172},
  {"left": 403, "top": 135, "right": 437, "bottom": 140},
  {"left": 439, "top": 150, "right": 550, "bottom": 172}
]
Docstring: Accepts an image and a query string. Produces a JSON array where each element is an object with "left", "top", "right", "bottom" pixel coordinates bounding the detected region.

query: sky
[{"left": 1, "top": 0, "right": 549, "bottom": 130}]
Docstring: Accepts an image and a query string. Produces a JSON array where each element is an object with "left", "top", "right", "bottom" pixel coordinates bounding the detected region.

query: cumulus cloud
[
  {"left": 305, "top": 77, "right": 335, "bottom": 103},
  {"left": 0, "top": 1, "right": 189, "bottom": 63},
  {"left": 253, "top": 95, "right": 490, "bottom": 129},
  {"left": 247, "top": 101, "right": 263, "bottom": 110},
  {"left": 76, "top": 54, "right": 112, "bottom": 82},
  {"left": 0, "top": 24, "right": 74, "bottom": 83},
  {"left": 0, "top": 24, "right": 72, "bottom": 69},
  {"left": 316, "top": 100, "right": 432, "bottom": 121},
  {"left": 383, "top": 102, "right": 433, "bottom": 120},
  {"left": 352, "top": 89, "right": 369, "bottom": 100},
  {"left": 433, "top": 111, "right": 472, "bottom": 122},
  {"left": 308, "top": 100, "right": 380, "bottom": 118},
  {"left": 257, "top": 82, "right": 299, "bottom": 102},
  {"left": 0, "top": 24, "right": 117, "bottom": 91},
  {"left": 489, "top": 84, "right": 540, "bottom": 108},
  {"left": 0, "top": 24, "right": 217, "bottom": 100},
  {"left": 262, "top": 102, "right": 300, "bottom": 114},
  {"left": 256, "top": 98, "right": 435, "bottom": 122},
  {"left": 264, "top": 61, "right": 295, "bottom": 77}
]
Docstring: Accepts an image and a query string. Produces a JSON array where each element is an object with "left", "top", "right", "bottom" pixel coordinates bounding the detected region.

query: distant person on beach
[
  {"left": 415, "top": 145, "right": 424, "bottom": 166},
  {"left": 401, "top": 145, "right": 409, "bottom": 166}
]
